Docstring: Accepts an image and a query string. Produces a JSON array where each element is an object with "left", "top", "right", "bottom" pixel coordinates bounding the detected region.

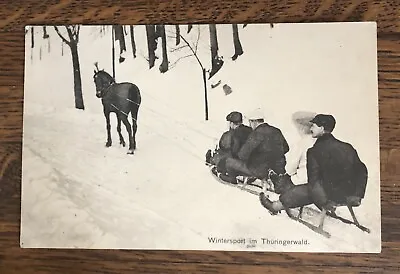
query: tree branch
[
  {"left": 66, "top": 26, "right": 75, "bottom": 42},
  {"left": 169, "top": 45, "right": 189, "bottom": 53},
  {"left": 194, "top": 26, "right": 201, "bottom": 54},
  {"left": 170, "top": 54, "right": 194, "bottom": 67},
  {"left": 179, "top": 34, "right": 203, "bottom": 70},
  {"left": 54, "top": 26, "right": 71, "bottom": 46},
  {"left": 75, "top": 25, "right": 80, "bottom": 43}
]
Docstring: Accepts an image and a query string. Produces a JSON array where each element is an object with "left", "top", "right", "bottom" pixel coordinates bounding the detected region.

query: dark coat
[
  {"left": 306, "top": 133, "right": 368, "bottom": 205},
  {"left": 231, "top": 124, "right": 252, "bottom": 158},
  {"left": 238, "top": 123, "right": 289, "bottom": 176},
  {"left": 214, "top": 125, "right": 252, "bottom": 172}
]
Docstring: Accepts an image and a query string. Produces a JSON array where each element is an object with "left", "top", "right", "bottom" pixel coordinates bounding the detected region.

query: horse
[{"left": 93, "top": 66, "right": 141, "bottom": 154}]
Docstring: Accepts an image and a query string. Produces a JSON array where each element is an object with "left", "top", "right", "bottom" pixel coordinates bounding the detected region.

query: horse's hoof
[
  {"left": 127, "top": 149, "right": 134, "bottom": 155},
  {"left": 120, "top": 141, "right": 126, "bottom": 147},
  {"left": 105, "top": 142, "right": 112, "bottom": 147}
]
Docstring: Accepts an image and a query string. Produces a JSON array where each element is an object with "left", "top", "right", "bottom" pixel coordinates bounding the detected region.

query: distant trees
[
  {"left": 27, "top": 24, "right": 247, "bottom": 117},
  {"left": 140, "top": 24, "right": 246, "bottom": 120}
]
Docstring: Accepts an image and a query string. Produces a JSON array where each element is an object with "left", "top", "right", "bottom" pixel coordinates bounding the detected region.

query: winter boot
[
  {"left": 205, "top": 149, "right": 212, "bottom": 165},
  {"left": 259, "top": 192, "right": 279, "bottom": 215},
  {"left": 219, "top": 173, "right": 238, "bottom": 184},
  {"left": 269, "top": 171, "right": 294, "bottom": 194}
]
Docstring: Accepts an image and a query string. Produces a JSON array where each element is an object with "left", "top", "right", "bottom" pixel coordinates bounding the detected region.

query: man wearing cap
[
  {"left": 259, "top": 114, "right": 368, "bottom": 215},
  {"left": 207, "top": 111, "right": 252, "bottom": 174},
  {"left": 223, "top": 109, "right": 290, "bottom": 183}
]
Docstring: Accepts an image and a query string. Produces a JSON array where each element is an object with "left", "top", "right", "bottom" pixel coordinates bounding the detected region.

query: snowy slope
[{"left": 21, "top": 23, "right": 380, "bottom": 252}]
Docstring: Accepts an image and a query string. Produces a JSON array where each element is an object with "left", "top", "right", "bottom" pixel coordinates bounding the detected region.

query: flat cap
[
  {"left": 226, "top": 111, "right": 243, "bottom": 123},
  {"left": 310, "top": 114, "right": 336, "bottom": 132}
]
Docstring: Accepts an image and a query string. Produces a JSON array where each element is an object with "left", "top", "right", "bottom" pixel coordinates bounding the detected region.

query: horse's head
[{"left": 93, "top": 66, "right": 115, "bottom": 98}]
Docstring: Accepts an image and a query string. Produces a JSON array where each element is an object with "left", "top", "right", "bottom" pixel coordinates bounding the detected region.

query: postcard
[{"left": 21, "top": 22, "right": 380, "bottom": 252}]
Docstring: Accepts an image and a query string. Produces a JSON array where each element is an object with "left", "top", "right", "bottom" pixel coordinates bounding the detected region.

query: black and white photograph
[{"left": 21, "top": 22, "right": 380, "bottom": 252}]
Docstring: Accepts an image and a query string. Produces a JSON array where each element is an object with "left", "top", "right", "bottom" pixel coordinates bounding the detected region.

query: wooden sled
[
  {"left": 208, "top": 165, "right": 275, "bottom": 196},
  {"left": 207, "top": 162, "right": 371, "bottom": 239},
  {"left": 285, "top": 203, "right": 371, "bottom": 238}
]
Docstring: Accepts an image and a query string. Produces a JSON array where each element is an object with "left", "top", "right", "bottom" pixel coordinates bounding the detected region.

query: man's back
[
  {"left": 231, "top": 124, "right": 252, "bottom": 157},
  {"left": 307, "top": 133, "right": 368, "bottom": 203},
  {"left": 238, "top": 123, "right": 289, "bottom": 174},
  {"left": 218, "top": 130, "right": 234, "bottom": 152}
]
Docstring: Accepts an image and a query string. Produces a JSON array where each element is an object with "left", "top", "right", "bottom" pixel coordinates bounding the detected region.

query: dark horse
[{"left": 93, "top": 65, "right": 141, "bottom": 154}]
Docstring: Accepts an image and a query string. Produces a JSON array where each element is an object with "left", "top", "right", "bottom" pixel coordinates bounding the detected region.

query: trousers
[{"left": 279, "top": 181, "right": 328, "bottom": 209}]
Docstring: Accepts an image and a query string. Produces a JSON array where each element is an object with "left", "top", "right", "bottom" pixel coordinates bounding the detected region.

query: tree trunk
[
  {"left": 159, "top": 25, "right": 169, "bottom": 73},
  {"left": 203, "top": 68, "right": 209, "bottom": 121},
  {"left": 208, "top": 24, "right": 224, "bottom": 79},
  {"left": 155, "top": 25, "right": 163, "bottom": 39},
  {"left": 43, "top": 26, "right": 49, "bottom": 39},
  {"left": 31, "top": 27, "right": 34, "bottom": 48},
  {"left": 175, "top": 25, "right": 180, "bottom": 45},
  {"left": 232, "top": 24, "right": 244, "bottom": 61},
  {"left": 129, "top": 26, "right": 136, "bottom": 58},
  {"left": 209, "top": 24, "right": 218, "bottom": 58},
  {"left": 111, "top": 26, "right": 116, "bottom": 78},
  {"left": 70, "top": 43, "right": 85, "bottom": 110},
  {"left": 145, "top": 25, "right": 157, "bottom": 69},
  {"left": 114, "top": 25, "right": 126, "bottom": 63}
]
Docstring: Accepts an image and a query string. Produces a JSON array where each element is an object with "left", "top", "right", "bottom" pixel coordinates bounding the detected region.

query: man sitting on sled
[
  {"left": 259, "top": 114, "right": 368, "bottom": 217},
  {"left": 206, "top": 111, "right": 252, "bottom": 174},
  {"left": 222, "top": 109, "right": 290, "bottom": 184},
  {"left": 271, "top": 111, "right": 317, "bottom": 194}
]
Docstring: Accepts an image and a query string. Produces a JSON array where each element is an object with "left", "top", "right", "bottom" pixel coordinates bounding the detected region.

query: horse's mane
[{"left": 95, "top": 70, "right": 116, "bottom": 84}]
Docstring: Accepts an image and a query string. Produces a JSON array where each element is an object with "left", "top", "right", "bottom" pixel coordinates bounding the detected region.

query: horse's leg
[
  {"left": 104, "top": 110, "right": 112, "bottom": 147},
  {"left": 121, "top": 116, "right": 134, "bottom": 154},
  {"left": 130, "top": 86, "right": 141, "bottom": 150},
  {"left": 116, "top": 114, "right": 126, "bottom": 147},
  {"left": 131, "top": 108, "right": 139, "bottom": 150},
  {"left": 132, "top": 117, "right": 137, "bottom": 150}
]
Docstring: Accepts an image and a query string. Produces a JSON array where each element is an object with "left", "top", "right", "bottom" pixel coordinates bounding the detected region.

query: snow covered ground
[{"left": 21, "top": 23, "right": 381, "bottom": 252}]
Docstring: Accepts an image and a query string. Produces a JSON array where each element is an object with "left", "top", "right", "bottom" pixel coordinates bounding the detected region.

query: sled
[
  {"left": 285, "top": 202, "right": 371, "bottom": 238},
  {"left": 207, "top": 162, "right": 371, "bottom": 239},
  {"left": 208, "top": 164, "right": 275, "bottom": 196}
]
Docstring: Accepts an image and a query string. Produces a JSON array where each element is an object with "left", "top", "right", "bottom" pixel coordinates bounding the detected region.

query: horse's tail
[{"left": 129, "top": 84, "right": 141, "bottom": 119}]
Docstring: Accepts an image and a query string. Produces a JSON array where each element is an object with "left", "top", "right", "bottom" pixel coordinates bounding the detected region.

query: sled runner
[{"left": 285, "top": 202, "right": 371, "bottom": 238}]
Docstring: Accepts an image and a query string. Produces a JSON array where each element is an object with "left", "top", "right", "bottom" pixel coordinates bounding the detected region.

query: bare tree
[
  {"left": 129, "top": 26, "right": 136, "bottom": 58},
  {"left": 43, "top": 26, "right": 49, "bottom": 39},
  {"left": 54, "top": 26, "right": 85, "bottom": 110},
  {"left": 232, "top": 24, "right": 244, "bottom": 61},
  {"left": 175, "top": 25, "right": 180, "bottom": 45},
  {"left": 167, "top": 26, "right": 209, "bottom": 120},
  {"left": 159, "top": 25, "right": 169, "bottom": 73},
  {"left": 145, "top": 25, "right": 157, "bottom": 69},
  {"left": 208, "top": 24, "right": 224, "bottom": 79},
  {"left": 114, "top": 25, "right": 126, "bottom": 63},
  {"left": 31, "top": 26, "right": 34, "bottom": 49}
]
